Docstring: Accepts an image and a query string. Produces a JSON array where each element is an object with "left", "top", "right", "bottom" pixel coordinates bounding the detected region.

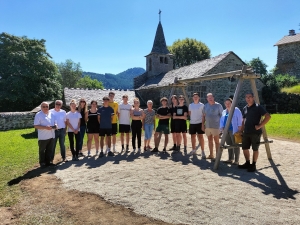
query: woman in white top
[{"left": 66, "top": 99, "right": 82, "bottom": 161}]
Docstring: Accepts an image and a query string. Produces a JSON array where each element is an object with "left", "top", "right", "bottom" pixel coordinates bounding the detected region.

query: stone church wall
[
  {"left": 0, "top": 112, "right": 35, "bottom": 131},
  {"left": 277, "top": 43, "right": 300, "bottom": 78}
]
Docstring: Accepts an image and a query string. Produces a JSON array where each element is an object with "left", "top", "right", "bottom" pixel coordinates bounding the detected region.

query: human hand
[
  {"left": 255, "top": 124, "right": 262, "bottom": 130},
  {"left": 45, "top": 125, "right": 52, "bottom": 130}
]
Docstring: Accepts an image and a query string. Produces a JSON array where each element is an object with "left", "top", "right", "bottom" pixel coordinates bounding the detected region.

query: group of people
[{"left": 34, "top": 91, "right": 271, "bottom": 172}]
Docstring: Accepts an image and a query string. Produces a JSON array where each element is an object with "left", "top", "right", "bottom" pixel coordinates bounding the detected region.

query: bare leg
[
  {"left": 172, "top": 133, "right": 177, "bottom": 145},
  {"left": 213, "top": 135, "right": 220, "bottom": 155},
  {"left": 253, "top": 151, "right": 259, "bottom": 162},
  {"left": 191, "top": 134, "right": 196, "bottom": 150},
  {"left": 120, "top": 133, "right": 124, "bottom": 145},
  {"left": 154, "top": 132, "right": 162, "bottom": 148},
  {"left": 112, "top": 134, "right": 116, "bottom": 145},
  {"left": 94, "top": 134, "right": 99, "bottom": 151},
  {"left": 100, "top": 136, "right": 105, "bottom": 150},
  {"left": 243, "top": 149, "right": 250, "bottom": 161},
  {"left": 183, "top": 133, "right": 187, "bottom": 147},
  {"left": 87, "top": 134, "right": 93, "bottom": 150},
  {"left": 207, "top": 135, "right": 214, "bottom": 156},
  {"left": 106, "top": 136, "right": 111, "bottom": 148},
  {"left": 176, "top": 133, "right": 182, "bottom": 146},
  {"left": 197, "top": 134, "right": 204, "bottom": 151},
  {"left": 164, "top": 134, "right": 168, "bottom": 148},
  {"left": 126, "top": 133, "right": 130, "bottom": 145}
]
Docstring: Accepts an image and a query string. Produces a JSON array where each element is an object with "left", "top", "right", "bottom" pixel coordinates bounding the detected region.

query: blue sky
[{"left": 1, "top": 0, "right": 299, "bottom": 74}]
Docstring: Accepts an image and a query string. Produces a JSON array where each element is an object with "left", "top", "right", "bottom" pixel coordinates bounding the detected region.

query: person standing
[
  {"left": 238, "top": 93, "right": 271, "bottom": 172},
  {"left": 118, "top": 94, "right": 132, "bottom": 152},
  {"left": 169, "top": 95, "right": 178, "bottom": 151},
  {"left": 78, "top": 98, "right": 87, "bottom": 157},
  {"left": 86, "top": 100, "right": 100, "bottom": 157},
  {"left": 108, "top": 91, "right": 119, "bottom": 153},
  {"left": 97, "top": 96, "right": 115, "bottom": 158},
  {"left": 131, "top": 98, "right": 144, "bottom": 153},
  {"left": 50, "top": 100, "right": 67, "bottom": 162},
  {"left": 202, "top": 93, "right": 223, "bottom": 159},
  {"left": 188, "top": 93, "right": 205, "bottom": 157},
  {"left": 66, "top": 99, "right": 82, "bottom": 161},
  {"left": 143, "top": 100, "right": 156, "bottom": 151},
  {"left": 173, "top": 95, "right": 188, "bottom": 153},
  {"left": 151, "top": 97, "right": 171, "bottom": 153},
  {"left": 219, "top": 98, "right": 243, "bottom": 164},
  {"left": 34, "top": 102, "right": 56, "bottom": 167}
]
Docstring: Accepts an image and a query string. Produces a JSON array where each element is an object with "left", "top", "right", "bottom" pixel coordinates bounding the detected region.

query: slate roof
[
  {"left": 64, "top": 89, "right": 136, "bottom": 106},
  {"left": 136, "top": 52, "right": 235, "bottom": 90},
  {"left": 149, "top": 22, "right": 170, "bottom": 55},
  {"left": 274, "top": 33, "right": 300, "bottom": 46}
]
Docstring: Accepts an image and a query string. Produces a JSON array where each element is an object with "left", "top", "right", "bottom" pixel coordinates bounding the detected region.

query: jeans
[
  {"left": 52, "top": 128, "right": 66, "bottom": 160},
  {"left": 225, "top": 130, "right": 240, "bottom": 162},
  {"left": 79, "top": 125, "right": 86, "bottom": 151},
  {"left": 131, "top": 120, "right": 142, "bottom": 149},
  {"left": 38, "top": 138, "right": 54, "bottom": 165},
  {"left": 68, "top": 132, "right": 80, "bottom": 157},
  {"left": 144, "top": 124, "right": 154, "bottom": 140}
]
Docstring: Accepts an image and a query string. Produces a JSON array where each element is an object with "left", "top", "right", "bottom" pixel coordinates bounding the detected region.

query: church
[{"left": 134, "top": 20, "right": 264, "bottom": 108}]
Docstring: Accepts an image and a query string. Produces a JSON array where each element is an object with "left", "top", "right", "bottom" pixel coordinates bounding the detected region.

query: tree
[
  {"left": 57, "top": 59, "right": 82, "bottom": 88},
  {"left": 75, "top": 76, "right": 104, "bottom": 89},
  {"left": 246, "top": 57, "right": 268, "bottom": 76},
  {"left": 0, "top": 32, "right": 62, "bottom": 111},
  {"left": 168, "top": 38, "right": 211, "bottom": 68}
]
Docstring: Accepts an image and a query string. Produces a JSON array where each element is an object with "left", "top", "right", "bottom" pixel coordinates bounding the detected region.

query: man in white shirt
[
  {"left": 34, "top": 102, "right": 56, "bottom": 167},
  {"left": 188, "top": 93, "right": 205, "bottom": 157},
  {"left": 118, "top": 94, "right": 132, "bottom": 152},
  {"left": 50, "top": 100, "right": 67, "bottom": 162}
]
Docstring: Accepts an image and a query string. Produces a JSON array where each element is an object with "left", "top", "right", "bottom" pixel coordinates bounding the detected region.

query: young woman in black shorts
[{"left": 85, "top": 100, "right": 100, "bottom": 156}]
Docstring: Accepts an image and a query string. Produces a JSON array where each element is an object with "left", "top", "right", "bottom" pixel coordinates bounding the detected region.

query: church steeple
[{"left": 150, "top": 22, "right": 170, "bottom": 55}]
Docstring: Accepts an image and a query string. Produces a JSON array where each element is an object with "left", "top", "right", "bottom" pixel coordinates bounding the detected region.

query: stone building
[
  {"left": 274, "top": 29, "right": 300, "bottom": 78},
  {"left": 134, "top": 21, "right": 264, "bottom": 108}
]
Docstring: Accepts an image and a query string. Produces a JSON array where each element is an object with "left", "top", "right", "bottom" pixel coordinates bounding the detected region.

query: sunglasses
[
  {"left": 42, "top": 106, "right": 48, "bottom": 108},
  {"left": 55, "top": 103, "right": 61, "bottom": 106},
  {"left": 179, "top": 98, "right": 184, "bottom": 100}
]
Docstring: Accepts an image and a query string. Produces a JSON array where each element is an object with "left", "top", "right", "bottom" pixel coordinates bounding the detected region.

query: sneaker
[
  {"left": 175, "top": 146, "right": 180, "bottom": 152},
  {"left": 238, "top": 162, "right": 251, "bottom": 169},
  {"left": 107, "top": 151, "right": 115, "bottom": 156},
  {"left": 201, "top": 154, "right": 206, "bottom": 159},
  {"left": 105, "top": 149, "right": 109, "bottom": 155},
  {"left": 62, "top": 158, "right": 69, "bottom": 162},
  {"left": 162, "top": 148, "right": 166, "bottom": 153},
  {"left": 189, "top": 150, "right": 197, "bottom": 155},
  {"left": 96, "top": 150, "right": 99, "bottom": 156},
  {"left": 233, "top": 161, "right": 239, "bottom": 165},
  {"left": 112, "top": 149, "right": 118, "bottom": 153},
  {"left": 147, "top": 145, "right": 152, "bottom": 150},
  {"left": 72, "top": 156, "right": 76, "bottom": 161},
  {"left": 121, "top": 148, "right": 124, "bottom": 152},
  {"left": 126, "top": 148, "right": 130, "bottom": 153},
  {"left": 79, "top": 152, "right": 84, "bottom": 157},
  {"left": 132, "top": 149, "right": 136, "bottom": 152},
  {"left": 98, "top": 151, "right": 104, "bottom": 158},
  {"left": 151, "top": 147, "right": 159, "bottom": 153},
  {"left": 138, "top": 148, "right": 141, "bottom": 153},
  {"left": 75, "top": 157, "right": 79, "bottom": 161},
  {"left": 247, "top": 164, "right": 256, "bottom": 172}
]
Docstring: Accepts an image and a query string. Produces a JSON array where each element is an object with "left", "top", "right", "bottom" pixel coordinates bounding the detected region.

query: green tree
[
  {"left": 246, "top": 57, "right": 268, "bottom": 76},
  {"left": 168, "top": 38, "right": 211, "bottom": 68},
  {"left": 57, "top": 59, "right": 82, "bottom": 88},
  {"left": 75, "top": 76, "right": 104, "bottom": 89},
  {"left": 0, "top": 32, "right": 62, "bottom": 111}
]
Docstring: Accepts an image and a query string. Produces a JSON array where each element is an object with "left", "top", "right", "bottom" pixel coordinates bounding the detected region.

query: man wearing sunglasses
[
  {"left": 34, "top": 102, "right": 57, "bottom": 167},
  {"left": 50, "top": 100, "right": 67, "bottom": 162}
]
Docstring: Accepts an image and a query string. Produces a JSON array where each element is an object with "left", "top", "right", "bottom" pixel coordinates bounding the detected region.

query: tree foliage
[
  {"left": 75, "top": 76, "right": 104, "bottom": 89},
  {"left": 168, "top": 38, "right": 211, "bottom": 68},
  {"left": 246, "top": 57, "right": 268, "bottom": 76},
  {"left": 0, "top": 32, "right": 62, "bottom": 111},
  {"left": 57, "top": 59, "right": 82, "bottom": 88}
]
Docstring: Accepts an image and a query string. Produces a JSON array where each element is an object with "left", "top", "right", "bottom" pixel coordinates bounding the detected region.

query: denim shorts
[{"left": 144, "top": 124, "right": 154, "bottom": 140}]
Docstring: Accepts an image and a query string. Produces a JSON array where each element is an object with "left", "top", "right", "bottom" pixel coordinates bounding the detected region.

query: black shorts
[
  {"left": 111, "top": 123, "right": 118, "bottom": 135},
  {"left": 170, "top": 118, "right": 176, "bottom": 133},
  {"left": 189, "top": 123, "right": 205, "bottom": 135},
  {"left": 119, "top": 124, "right": 131, "bottom": 133},
  {"left": 86, "top": 125, "right": 99, "bottom": 134},
  {"left": 242, "top": 133, "right": 261, "bottom": 151},
  {"left": 174, "top": 120, "right": 187, "bottom": 133},
  {"left": 99, "top": 128, "right": 112, "bottom": 137}
]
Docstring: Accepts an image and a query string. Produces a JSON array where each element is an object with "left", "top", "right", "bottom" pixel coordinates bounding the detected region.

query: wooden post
[
  {"left": 181, "top": 86, "right": 190, "bottom": 106},
  {"left": 213, "top": 77, "right": 244, "bottom": 169},
  {"left": 249, "top": 79, "right": 272, "bottom": 160}
]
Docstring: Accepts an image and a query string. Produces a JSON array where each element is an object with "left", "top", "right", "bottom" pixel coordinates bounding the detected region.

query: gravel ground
[{"left": 55, "top": 138, "right": 300, "bottom": 225}]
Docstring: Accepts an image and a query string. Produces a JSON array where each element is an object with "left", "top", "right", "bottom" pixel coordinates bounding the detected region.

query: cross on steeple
[{"left": 159, "top": 9, "right": 161, "bottom": 22}]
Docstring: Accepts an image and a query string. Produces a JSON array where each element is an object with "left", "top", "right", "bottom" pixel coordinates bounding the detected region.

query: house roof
[
  {"left": 64, "top": 89, "right": 136, "bottom": 106},
  {"left": 274, "top": 33, "right": 300, "bottom": 46},
  {"left": 136, "top": 51, "right": 240, "bottom": 90},
  {"left": 149, "top": 22, "right": 170, "bottom": 55}
]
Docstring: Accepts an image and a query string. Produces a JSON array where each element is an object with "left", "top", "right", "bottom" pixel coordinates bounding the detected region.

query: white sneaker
[
  {"left": 189, "top": 150, "right": 197, "bottom": 155},
  {"left": 133, "top": 149, "right": 136, "bottom": 152},
  {"left": 96, "top": 150, "right": 99, "bottom": 156},
  {"left": 105, "top": 148, "right": 109, "bottom": 155}
]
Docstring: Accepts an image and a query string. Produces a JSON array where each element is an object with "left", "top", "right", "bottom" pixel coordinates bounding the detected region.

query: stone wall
[
  {"left": 0, "top": 112, "right": 35, "bottom": 131},
  {"left": 277, "top": 43, "right": 300, "bottom": 78},
  {"left": 146, "top": 53, "right": 173, "bottom": 78}
]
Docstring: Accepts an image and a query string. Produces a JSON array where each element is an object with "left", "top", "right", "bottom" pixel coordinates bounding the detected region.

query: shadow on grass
[{"left": 21, "top": 131, "right": 37, "bottom": 139}]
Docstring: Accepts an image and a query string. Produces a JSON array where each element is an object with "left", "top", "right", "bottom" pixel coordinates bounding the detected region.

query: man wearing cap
[
  {"left": 50, "top": 100, "right": 67, "bottom": 162},
  {"left": 97, "top": 96, "right": 115, "bottom": 158}
]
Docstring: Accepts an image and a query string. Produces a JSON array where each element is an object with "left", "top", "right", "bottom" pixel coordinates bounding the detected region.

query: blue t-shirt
[
  {"left": 97, "top": 106, "right": 114, "bottom": 129},
  {"left": 223, "top": 112, "right": 233, "bottom": 131}
]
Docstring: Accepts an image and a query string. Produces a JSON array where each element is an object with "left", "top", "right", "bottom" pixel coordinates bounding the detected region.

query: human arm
[
  {"left": 85, "top": 111, "right": 89, "bottom": 122},
  {"left": 255, "top": 113, "right": 271, "bottom": 130}
]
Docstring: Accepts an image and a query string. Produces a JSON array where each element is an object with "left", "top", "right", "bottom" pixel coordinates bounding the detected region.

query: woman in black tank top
[{"left": 85, "top": 100, "right": 99, "bottom": 156}]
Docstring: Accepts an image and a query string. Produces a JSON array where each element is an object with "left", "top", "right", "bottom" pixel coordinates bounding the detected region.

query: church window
[
  {"left": 149, "top": 58, "right": 152, "bottom": 71},
  {"left": 164, "top": 57, "right": 168, "bottom": 64},
  {"left": 160, "top": 57, "right": 164, "bottom": 63}
]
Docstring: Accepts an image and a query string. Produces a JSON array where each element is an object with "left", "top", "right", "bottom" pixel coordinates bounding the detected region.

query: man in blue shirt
[{"left": 97, "top": 96, "right": 115, "bottom": 158}]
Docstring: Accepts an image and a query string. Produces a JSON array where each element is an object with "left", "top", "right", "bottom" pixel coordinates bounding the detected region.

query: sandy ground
[{"left": 51, "top": 136, "right": 300, "bottom": 225}]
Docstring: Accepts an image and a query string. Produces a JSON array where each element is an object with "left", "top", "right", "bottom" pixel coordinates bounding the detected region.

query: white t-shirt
[
  {"left": 34, "top": 111, "right": 55, "bottom": 140},
  {"left": 118, "top": 103, "right": 132, "bottom": 125},
  {"left": 66, "top": 111, "right": 82, "bottom": 132},
  {"left": 50, "top": 109, "right": 66, "bottom": 129},
  {"left": 189, "top": 102, "right": 204, "bottom": 124}
]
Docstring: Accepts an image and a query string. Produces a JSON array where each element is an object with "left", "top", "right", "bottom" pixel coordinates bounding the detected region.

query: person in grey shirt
[{"left": 202, "top": 93, "right": 223, "bottom": 159}]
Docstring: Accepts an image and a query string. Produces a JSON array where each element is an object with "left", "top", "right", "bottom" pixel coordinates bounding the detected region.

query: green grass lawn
[{"left": 281, "top": 84, "right": 300, "bottom": 94}]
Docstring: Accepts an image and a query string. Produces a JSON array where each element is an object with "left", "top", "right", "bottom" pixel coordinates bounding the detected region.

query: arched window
[{"left": 149, "top": 58, "right": 152, "bottom": 71}]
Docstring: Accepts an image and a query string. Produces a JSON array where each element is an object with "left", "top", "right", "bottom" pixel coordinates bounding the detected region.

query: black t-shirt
[
  {"left": 157, "top": 107, "right": 170, "bottom": 125},
  {"left": 174, "top": 105, "right": 188, "bottom": 118},
  {"left": 242, "top": 103, "right": 267, "bottom": 134},
  {"left": 80, "top": 109, "right": 86, "bottom": 125}
]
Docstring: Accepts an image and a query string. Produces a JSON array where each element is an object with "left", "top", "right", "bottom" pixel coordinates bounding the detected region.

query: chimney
[{"left": 289, "top": 29, "right": 295, "bottom": 36}]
